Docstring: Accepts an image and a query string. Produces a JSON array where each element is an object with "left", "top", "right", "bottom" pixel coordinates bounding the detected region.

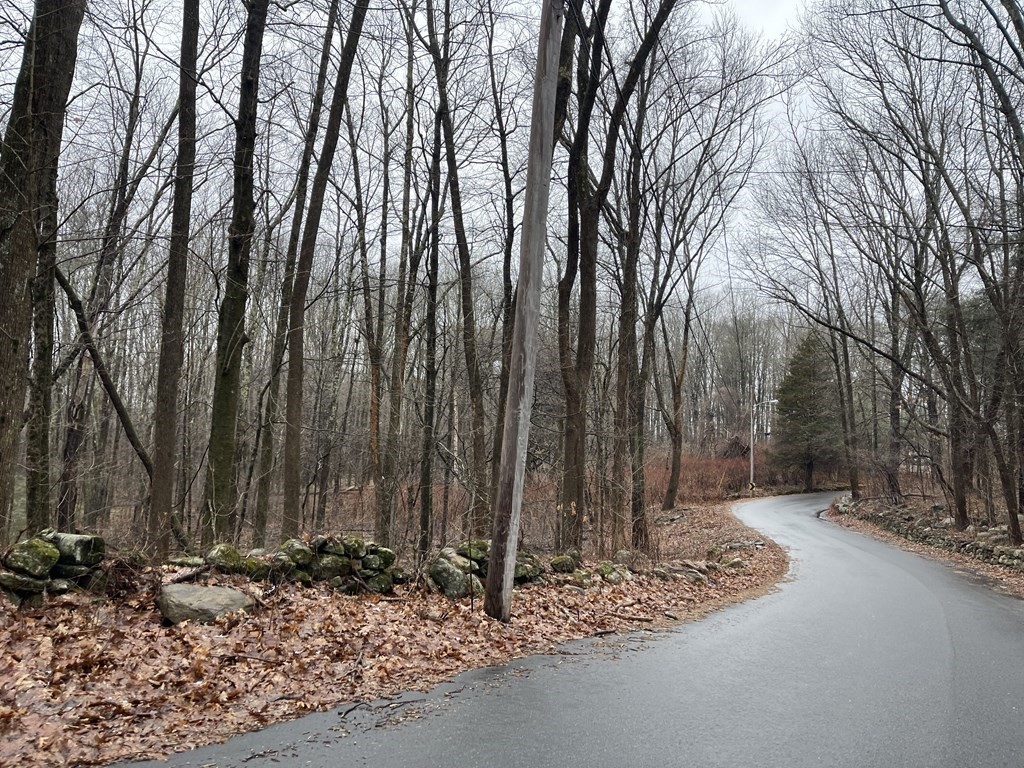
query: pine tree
[{"left": 771, "top": 332, "right": 843, "bottom": 491}]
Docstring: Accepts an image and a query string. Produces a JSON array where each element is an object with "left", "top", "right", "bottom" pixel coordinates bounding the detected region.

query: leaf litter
[{"left": 0, "top": 503, "right": 786, "bottom": 767}]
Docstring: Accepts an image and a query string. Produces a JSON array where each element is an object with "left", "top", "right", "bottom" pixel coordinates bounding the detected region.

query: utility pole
[{"left": 484, "top": 0, "right": 563, "bottom": 622}]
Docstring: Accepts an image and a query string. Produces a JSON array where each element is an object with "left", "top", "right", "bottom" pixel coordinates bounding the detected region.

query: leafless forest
[{"left": 1, "top": 0, "right": 1022, "bottom": 559}]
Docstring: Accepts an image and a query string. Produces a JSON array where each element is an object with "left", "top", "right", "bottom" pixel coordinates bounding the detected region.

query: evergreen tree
[{"left": 771, "top": 333, "right": 843, "bottom": 491}]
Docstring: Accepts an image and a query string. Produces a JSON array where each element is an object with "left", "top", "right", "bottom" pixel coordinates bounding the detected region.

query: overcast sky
[{"left": 728, "top": 0, "right": 804, "bottom": 38}]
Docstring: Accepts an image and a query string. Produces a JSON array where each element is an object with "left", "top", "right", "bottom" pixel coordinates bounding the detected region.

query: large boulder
[
  {"left": 4, "top": 538, "right": 60, "bottom": 578},
  {"left": 157, "top": 584, "right": 254, "bottom": 624},
  {"left": 38, "top": 530, "right": 105, "bottom": 567},
  {"left": 429, "top": 557, "right": 470, "bottom": 598}
]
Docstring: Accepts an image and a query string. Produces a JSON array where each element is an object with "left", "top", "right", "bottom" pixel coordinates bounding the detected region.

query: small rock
[
  {"left": 361, "top": 554, "right": 383, "bottom": 571},
  {"left": 514, "top": 553, "right": 543, "bottom": 583}
]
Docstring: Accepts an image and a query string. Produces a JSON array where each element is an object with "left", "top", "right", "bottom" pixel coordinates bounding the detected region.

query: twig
[{"left": 610, "top": 611, "right": 654, "bottom": 623}]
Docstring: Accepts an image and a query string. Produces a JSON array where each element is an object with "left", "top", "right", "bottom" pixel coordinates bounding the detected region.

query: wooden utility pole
[{"left": 484, "top": 0, "right": 563, "bottom": 623}]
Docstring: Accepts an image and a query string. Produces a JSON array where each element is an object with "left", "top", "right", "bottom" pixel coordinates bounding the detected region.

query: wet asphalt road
[{"left": 121, "top": 493, "right": 1024, "bottom": 768}]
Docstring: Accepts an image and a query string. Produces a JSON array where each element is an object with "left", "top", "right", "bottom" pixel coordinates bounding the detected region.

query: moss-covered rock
[
  {"left": 361, "top": 554, "right": 383, "bottom": 571},
  {"left": 429, "top": 557, "right": 469, "bottom": 598},
  {"left": 38, "top": 530, "right": 105, "bottom": 567},
  {"left": 269, "top": 552, "right": 295, "bottom": 581},
  {"left": 514, "top": 553, "right": 543, "bottom": 583},
  {"left": 342, "top": 536, "right": 367, "bottom": 559},
  {"left": 290, "top": 569, "right": 313, "bottom": 585},
  {"left": 456, "top": 539, "right": 490, "bottom": 563},
  {"left": 439, "top": 547, "right": 477, "bottom": 574},
  {"left": 4, "top": 538, "right": 60, "bottom": 578},
  {"left": 550, "top": 555, "right": 576, "bottom": 573},
  {"left": 365, "top": 571, "right": 394, "bottom": 594},
  {"left": 570, "top": 569, "right": 593, "bottom": 588},
  {"left": 595, "top": 561, "right": 616, "bottom": 579},
  {"left": 391, "top": 567, "right": 411, "bottom": 585},
  {"left": 206, "top": 543, "right": 244, "bottom": 573},
  {"left": 0, "top": 571, "right": 47, "bottom": 593},
  {"left": 311, "top": 554, "right": 352, "bottom": 581},
  {"left": 242, "top": 556, "right": 272, "bottom": 581},
  {"left": 365, "top": 543, "right": 396, "bottom": 569},
  {"left": 279, "top": 539, "right": 314, "bottom": 567},
  {"left": 603, "top": 569, "right": 624, "bottom": 585}
]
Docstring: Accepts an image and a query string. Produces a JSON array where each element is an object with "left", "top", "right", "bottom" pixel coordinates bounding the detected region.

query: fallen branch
[{"left": 167, "top": 564, "right": 212, "bottom": 584}]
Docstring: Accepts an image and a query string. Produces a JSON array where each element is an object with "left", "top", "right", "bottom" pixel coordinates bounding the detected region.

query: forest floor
[
  {"left": 0, "top": 502, "right": 787, "bottom": 768},
  {"left": 825, "top": 499, "right": 1024, "bottom": 599}
]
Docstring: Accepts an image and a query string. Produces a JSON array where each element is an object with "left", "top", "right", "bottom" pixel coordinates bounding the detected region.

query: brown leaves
[{"left": 0, "top": 503, "right": 786, "bottom": 768}]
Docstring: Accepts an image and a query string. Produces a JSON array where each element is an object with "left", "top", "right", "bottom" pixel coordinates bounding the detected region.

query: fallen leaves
[{"left": 0, "top": 503, "right": 787, "bottom": 767}]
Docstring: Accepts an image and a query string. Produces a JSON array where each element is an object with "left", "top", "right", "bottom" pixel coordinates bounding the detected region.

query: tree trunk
[
  {"left": 149, "top": 0, "right": 199, "bottom": 559},
  {"left": 0, "top": 0, "right": 87, "bottom": 541},
  {"left": 25, "top": 179, "right": 58, "bottom": 534},
  {"left": 281, "top": 0, "right": 368, "bottom": 540},
  {"left": 201, "top": 0, "right": 271, "bottom": 545},
  {"left": 425, "top": 0, "right": 490, "bottom": 538}
]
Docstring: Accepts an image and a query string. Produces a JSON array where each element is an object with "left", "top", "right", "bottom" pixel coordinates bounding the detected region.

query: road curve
[{"left": 121, "top": 493, "right": 1024, "bottom": 768}]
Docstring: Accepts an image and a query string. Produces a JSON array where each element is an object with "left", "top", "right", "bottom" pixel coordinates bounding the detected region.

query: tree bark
[
  {"left": 201, "top": 0, "right": 271, "bottom": 545},
  {"left": 149, "top": 0, "right": 199, "bottom": 559},
  {"left": 0, "top": 0, "right": 87, "bottom": 541}
]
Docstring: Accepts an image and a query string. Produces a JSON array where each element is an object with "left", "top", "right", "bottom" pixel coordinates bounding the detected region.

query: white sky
[{"left": 727, "top": 0, "right": 804, "bottom": 38}]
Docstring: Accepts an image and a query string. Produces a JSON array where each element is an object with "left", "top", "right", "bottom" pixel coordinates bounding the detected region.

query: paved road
[{"left": 122, "top": 493, "right": 1024, "bottom": 767}]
